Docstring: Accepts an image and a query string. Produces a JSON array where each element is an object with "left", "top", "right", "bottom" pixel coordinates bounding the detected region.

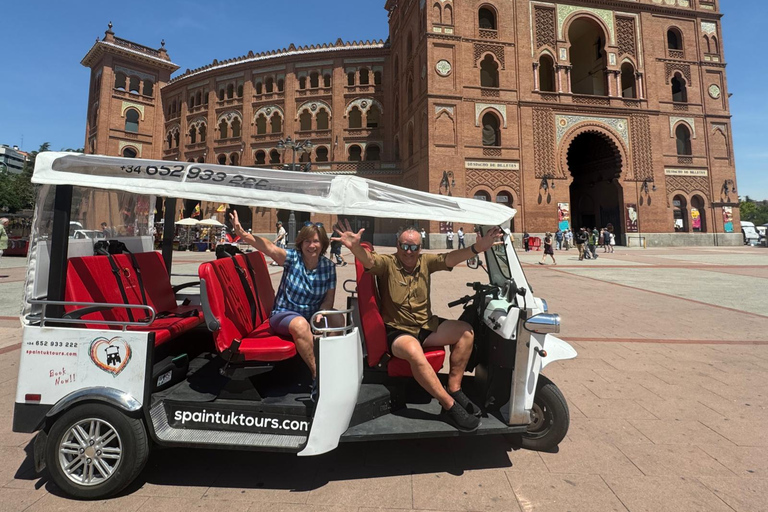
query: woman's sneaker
[
  {"left": 448, "top": 389, "right": 482, "bottom": 417},
  {"left": 440, "top": 402, "right": 480, "bottom": 432}
]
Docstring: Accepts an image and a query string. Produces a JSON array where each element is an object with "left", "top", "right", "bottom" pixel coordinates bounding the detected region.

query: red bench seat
[
  {"left": 355, "top": 243, "right": 446, "bottom": 377},
  {"left": 198, "top": 252, "right": 296, "bottom": 362},
  {"left": 65, "top": 251, "right": 203, "bottom": 346}
]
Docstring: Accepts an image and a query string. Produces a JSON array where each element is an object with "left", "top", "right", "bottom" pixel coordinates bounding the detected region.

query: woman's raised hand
[
  {"left": 331, "top": 219, "right": 365, "bottom": 249},
  {"left": 229, "top": 211, "right": 245, "bottom": 237}
]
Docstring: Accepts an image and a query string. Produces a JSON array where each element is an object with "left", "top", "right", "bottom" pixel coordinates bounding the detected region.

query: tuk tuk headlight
[{"left": 524, "top": 313, "right": 560, "bottom": 334}]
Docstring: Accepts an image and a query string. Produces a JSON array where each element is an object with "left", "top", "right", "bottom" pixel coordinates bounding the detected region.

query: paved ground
[{"left": 0, "top": 243, "right": 766, "bottom": 511}]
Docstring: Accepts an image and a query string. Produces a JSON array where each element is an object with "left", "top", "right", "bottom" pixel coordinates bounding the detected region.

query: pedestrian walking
[
  {"left": 564, "top": 229, "right": 572, "bottom": 250},
  {"left": 420, "top": 228, "right": 428, "bottom": 249},
  {"left": 330, "top": 239, "right": 347, "bottom": 266},
  {"left": 0, "top": 218, "right": 8, "bottom": 269},
  {"left": 608, "top": 230, "right": 616, "bottom": 253},
  {"left": 576, "top": 227, "right": 588, "bottom": 260},
  {"left": 555, "top": 229, "right": 563, "bottom": 250},
  {"left": 457, "top": 226, "right": 466, "bottom": 249},
  {"left": 589, "top": 228, "right": 599, "bottom": 259},
  {"left": 446, "top": 227, "right": 454, "bottom": 249},
  {"left": 523, "top": 232, "right": 530, "bottom": 252},
  {"left": 539, "top": 232, "right": 556, "bottom": 265},
  {"left": 272, "top": 221, "right": 287, "bottom": 265}
]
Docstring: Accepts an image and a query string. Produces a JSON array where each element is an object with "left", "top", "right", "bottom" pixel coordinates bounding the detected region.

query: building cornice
[{"left": 81, "top": 40, "right": 179, "bottom": 72}]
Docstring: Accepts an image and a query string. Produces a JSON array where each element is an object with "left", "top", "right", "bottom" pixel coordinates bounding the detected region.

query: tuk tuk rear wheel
[
  {"left": 517, "top": 375, "right": 569, "bottom": 452},
  {"left": 44, "top": 403, "right": 149, "bottom": 499}
]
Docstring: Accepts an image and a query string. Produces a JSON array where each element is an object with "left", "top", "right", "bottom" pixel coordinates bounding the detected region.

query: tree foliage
[
  {"left": 740, "top": 196, "right": 768, "bottom": 226},
  {"left": 0, "top": 142, "right": 51, "bottom": 213}
]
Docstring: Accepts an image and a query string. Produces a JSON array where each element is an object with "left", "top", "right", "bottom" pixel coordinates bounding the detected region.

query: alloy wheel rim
[{"left": 58, "top": 418, "right": 122, "bottom": 486}]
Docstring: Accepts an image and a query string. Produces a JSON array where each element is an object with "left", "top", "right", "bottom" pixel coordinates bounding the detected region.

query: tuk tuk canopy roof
[{"left": 33, "top": 153, "right": 515, "bottom": 226}]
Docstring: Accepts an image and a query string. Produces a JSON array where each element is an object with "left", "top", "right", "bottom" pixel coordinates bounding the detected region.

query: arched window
[
  {"left": 367, "top": 105, "right": 381, "bottom": 128},
  {"left": 316, "top": 146, "right": 329, "bottom": 162},
  {"left": 671, "top": 72, "right": 687, "bottom": 103},
  {"left": 128, "top": 76, "right": 140, "bottom": 94},
  {"left": 204, "top": 91, "right": 209, "bottom": 105},
  {"left": 230, "top": 153, "right": 239, "bottom": 166},
  {"left": 407, "top": 74, "right": 414, "bottom": 104},
  {"left": 255, "top": 81, "right": 263, "bottom": 95},
  {"left": 256, "top": 114, "right": 267, "bottom": 135},
  {"left": 478, "top": 7, "right": 496, "bottom": 29},
  {"left": 143, "top": 80, "right": 154, "bottom": 97},
  {"left": 374, "top": 70, "right": 382, "bottom": 85},
  {"left": 673, "top": 194, "right": 688, "bottom": 232},
  {"left": 122, "top": 147, "right": 137, "bottom": 158},
  {"left": 218, "top": 89, "right": 225, "bottom": 101},
  {"left": 277, "top": 78, "right": 284, "bottom": 92},
  {"left": 675, "top": 124, "right": 692, "bottom": 156},
  {"left": 481, "top": 112, "right": 500, "bottom": 146},
  {"left": 569, "top": 17, "right": 608, "bottom": 95},
  {"left": 710, "top": 36, "right": 719, "bottom": 54},
  {"left": 407, "top": 124, "right": 414, "bottom": 157},
  {"left": 125, "top": 109, "right": 140, "bottom": 133},
  {"left": 365, "top": 145, "right": 381, "bottom": 161},
  {"left": 199, "top": 124, "right": 206, "bottom": 142},
  {"left": 667, "top": 28, "right": 683, "bottom": 50},
  {"left": 433, "top": 3, "right": 442, "bottom": 24},
  {"left": 174, "top": 131, "right": 180, "bottom": 147},
  {"left": 539, "top": 54, "right": 555, "bottom": 92},
  {"left": 444, "top": 4, "right": 453, "bottom": 25},
  {"left": 496, "top": 191, "right": 513, "bottom": 207},
  {"left": 231, "top": 118, "right": 241, "bottom": 138},
  {"left": 188, "top": 96, "right": 195, "bottom": 109},
  {"left": 217, "top": 154, "right": 227, "bottom": 165},
  {"left": 348, "top": 107, "right": 363, "bottom": 129},
  {"left": 299, "top": 76, "right": 307, "bottom": 89},
  {"left": 266, "top": 78, "right": 274, "bottom": 93},
  {"left": 219, "top": 119, "right": 229, "bottom": 139},
  {"left": 308, "top": 72, "right": 318, "bottom": 88},
  {"left": 114, "top": 72, "right": 127, "bottom": 90},
  {"left": 189, "top": 127, "right": 197, "bottom": 145},
  {"left": 691, "top": 195, "right": 706, "bottom": 232},
  {"left": 166, "top": 133, "right": 172, "bottom": 149},
  {"left": 237, "top": 84, "right": 243, "bottom": 97},
  {"left": 349, "top": 145, "right": 362, "bottom": 161},
  {"left": 196, "top": 91, "right": 202, "bottom": 105},
  {"left": 360, "top": 68, "right": 370, "bottom": 85},
  {"left": 226, "top": 84, "right": 234, "bottom": 99},
  {"left": 271, "top": 114, "right": 282, "bottom": 133},
  {"left": 347, "top": 71, "right": 356, "bottom": 86},
  {"left": 255, "top": 150, "right": 266, "bottom": 165},
  {"left": 299, "top": 111, "right": 312, "bottom": 131},
  {"left": 269, "top": 150, "right": 281, "bottom": 164},
  {"left": 621, "top": 62, "right": 637, "bottom": 98},
  {"left": 473, "top": 190, "right": 491, "bottom": 201},
  {"left": 480, "top": 55, "right": 499, "bottom": 87},
  {"left": 316, "top": 109, "right": 329, "bottom": 130},
  {"left": 323, "top": 74, "right": 331, "bottom": 88},
  {"left": 299, "top": 152, "right": 310, "bottom": 163}
]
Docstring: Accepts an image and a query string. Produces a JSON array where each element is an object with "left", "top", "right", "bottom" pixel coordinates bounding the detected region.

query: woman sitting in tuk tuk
[{"left": 230, "top": 212, "right": 338, "bottom": 398}]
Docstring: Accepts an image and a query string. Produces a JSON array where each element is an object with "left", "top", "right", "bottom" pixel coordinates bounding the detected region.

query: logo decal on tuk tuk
[{"left": 89, "top": 337, "right": 132, "bottom": 376}]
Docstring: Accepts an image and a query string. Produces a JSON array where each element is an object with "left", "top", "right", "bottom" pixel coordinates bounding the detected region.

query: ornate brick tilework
[
  {"left": 665, "top": 175, "right": 710, "bottom": 195},
  {"left": 616, "top": 17, "right": 636, "bottom": 59},
  {"left": 466, "top": 169, "right": 520, "bottom": 195},
  {"left": 535, "top": 7, "right": 556, "bottom": 50},
  {"left": 474, "top": 43, "right": 505, "bottom": 69},
  {"left": 665, "top": 62, "right": 691, "bottom": 85},
  {"left": 533, "top": 108, "right": 557, "bottom": 178},
  {"left": 555, "top": 115, "right": 629, "bottom": 146},
  {"left": 669, "top": 117, "right": 696, "bottom": 138},
  {"left": 629, "top": 115, "right": 653, "bottom": 182}
]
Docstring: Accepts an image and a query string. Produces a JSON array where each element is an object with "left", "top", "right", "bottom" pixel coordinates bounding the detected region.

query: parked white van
[{"left": 741, "top": 221, "right": 760, "bottom": 245}]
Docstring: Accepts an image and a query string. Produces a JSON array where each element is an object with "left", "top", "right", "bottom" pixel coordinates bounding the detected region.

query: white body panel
[
  {"left": 298, "top": 328, "right": 363, "bottom": 456},
  {"left": 15, "top": 326, "right": 150, "bottom": 407}
]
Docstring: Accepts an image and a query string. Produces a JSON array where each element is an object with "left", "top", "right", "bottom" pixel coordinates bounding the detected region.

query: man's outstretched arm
[{"left": 444, "top": 226, "right": 504, "bottom": 268}]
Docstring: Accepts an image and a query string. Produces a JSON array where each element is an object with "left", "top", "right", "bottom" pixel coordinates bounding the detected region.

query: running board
[{"left": 149, "top": 402, "right": 307, "bottom": 451}]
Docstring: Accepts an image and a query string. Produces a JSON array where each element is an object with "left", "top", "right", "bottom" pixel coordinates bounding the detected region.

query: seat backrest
[
  {"left": 130, "top": 251, "right": 178, "bottom": 314},
  {"left": 355, "top": 242, "right": 389, "bottom": 367},
  {"left": 66, "top": 256, "right": 131, "bottom": 328},
  {"left": 198, "top": 257, "right": 257, "bottom": 354},
  {"left": 239, "top": 252, "right": 276, "bottom": 318}
]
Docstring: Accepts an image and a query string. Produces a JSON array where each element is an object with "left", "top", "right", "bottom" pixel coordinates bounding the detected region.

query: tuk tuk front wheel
[
  {"left": 44, "top": 403, "right": 149, "bottom": 499},
  {"left": 517, "top": 375, "right": 569, "bottom": 452}
]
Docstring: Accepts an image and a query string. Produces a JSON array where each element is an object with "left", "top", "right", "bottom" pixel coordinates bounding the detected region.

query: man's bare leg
[
  {"left": 423, "top": 320, "right": 474, "bottom": 393},
  {"left": 391, "top": 336, "right": 455, "bottom": 410}
]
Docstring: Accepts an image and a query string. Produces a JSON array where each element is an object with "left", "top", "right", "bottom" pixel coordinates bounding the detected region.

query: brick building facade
[{"left": 81, "top": 0, "right": 741, "bottom": 247}]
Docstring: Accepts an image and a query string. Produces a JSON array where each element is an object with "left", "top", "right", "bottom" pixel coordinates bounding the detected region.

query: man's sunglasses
[
  {"left": 303, "top": 222, "right": 324, "bottom": 228},
  {"left": 399, "top": 243, "right": 421, "bottom": 252}
]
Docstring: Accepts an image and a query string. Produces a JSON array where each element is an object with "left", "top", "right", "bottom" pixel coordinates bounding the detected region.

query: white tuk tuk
[{"left": 13, "top": 153, "right": 576, "bottom": 499}]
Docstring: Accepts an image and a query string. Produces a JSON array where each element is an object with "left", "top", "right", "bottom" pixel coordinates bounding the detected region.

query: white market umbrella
[
  {"left": 175, "top": 218, "right": 200, "bottom": 226},
  {"left": 198, "top": 218, "right": 224, "bottom": 227}
]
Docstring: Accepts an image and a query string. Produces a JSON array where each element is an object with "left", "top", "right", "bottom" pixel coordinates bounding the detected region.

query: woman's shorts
[{"left": 270, "top": 311, "right": 305, "bottom": 337}]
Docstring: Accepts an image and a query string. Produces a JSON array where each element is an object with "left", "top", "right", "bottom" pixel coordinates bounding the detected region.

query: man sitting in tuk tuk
[
  {"left": 230, "top": 212, "right": 339, "bottom": 400},
  {"left": 334, "top": 221, "right": 503, "bottom": 431}
]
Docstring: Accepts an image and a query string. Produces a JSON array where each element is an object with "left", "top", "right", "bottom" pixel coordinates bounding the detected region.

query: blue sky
[{"left": 1, "top": 0, "right": 765, "bottom": 199}]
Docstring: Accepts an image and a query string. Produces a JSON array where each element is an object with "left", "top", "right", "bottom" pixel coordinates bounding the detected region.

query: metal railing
[
  {"left": 29, "top": 299, "right": 156, "bottom": 330},
  {"left": 310, "top": 308, "right": 356, "bottom": 337}
]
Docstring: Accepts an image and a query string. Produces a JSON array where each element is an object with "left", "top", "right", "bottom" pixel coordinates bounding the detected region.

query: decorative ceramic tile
[
  {"left": 701, "top": 22, "right": 717, "bottom": 34},
  {"left": 669, "top": 116, "right": 696, "bottom": 138},
  {"left": 708, "top": 84, "right": 721, "bottom": 99},
  {"left": 557, "top": 4, "right": 615, "bottom": 44},
  {"left": 555, "top": 114, "right": 628, "bottom": 145},
  {"left": 475, "top": 103, "right": 507, "bottom": 127},
  {"left": 436, "top": 59, "right": 452, "bottom": 77}
]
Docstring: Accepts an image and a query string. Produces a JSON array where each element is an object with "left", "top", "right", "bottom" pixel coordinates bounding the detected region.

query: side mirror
[
  {"left": 523, "top": 313, "right": 560, "bottom": 334},
  {"left": 467, "top": 257, "right": 479, "bottom": 269}
]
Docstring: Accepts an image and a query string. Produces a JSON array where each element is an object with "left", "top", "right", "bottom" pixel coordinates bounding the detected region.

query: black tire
[
  {"left": 519, "top": 375, "right": 569, "bottom": 452},
  {"left": 44, "top": 403, "right": 149, "bottom": 499}
]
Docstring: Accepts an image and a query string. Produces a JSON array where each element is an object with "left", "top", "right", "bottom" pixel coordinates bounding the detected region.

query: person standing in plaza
[
  {"left": 608, "top": 229, "right": 616, "bottom": 253},
  {"left": 589, "top": 228, "right": 599, "bottom": 259},
  {"left": 564, "top": 229, "right": 572, "bottom": 250},
  {"left": 272, "top": 221, "right": 287, "bottom": 266},
  {"left": 523, "top": 232, "right": 530, "bottom": 252},
  {"left": 0, "top": 218, "right": 8, "bottom": 268},
  {"left": 576, "top": 227, "right": 588, "bottom": 260},
  {"left": 539, "top": 232, "right": 556, "bottom": 265},
  {"left": 457, "top": 226, "right": 465, "bottom": 249},
  {"left": 555, "top": 228, "right": 563, "bottom": 250},
  {"left": 446, "top": 227, "right": 454, "bottom": 249},
  {"left": 421, "top": 227, "right": 428, "bottom": 249}
]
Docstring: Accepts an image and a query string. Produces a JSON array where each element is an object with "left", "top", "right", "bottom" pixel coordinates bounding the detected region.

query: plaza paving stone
[{"left": 0, "top": 245, "right": 766, "bottom": 510}]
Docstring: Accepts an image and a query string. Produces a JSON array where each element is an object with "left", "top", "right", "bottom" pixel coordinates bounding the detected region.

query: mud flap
[{"left": 33, "top": 430, "right": 48, "bottom": 473}]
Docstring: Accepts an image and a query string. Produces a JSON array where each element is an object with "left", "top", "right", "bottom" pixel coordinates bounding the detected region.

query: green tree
[{"left": 740, "top": 196, "right": 768, "bottom": 226}]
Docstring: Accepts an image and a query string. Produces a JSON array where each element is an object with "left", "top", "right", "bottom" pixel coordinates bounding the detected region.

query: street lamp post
[{"left": 276, "top": 136, "right": 314, "bottom": 244}]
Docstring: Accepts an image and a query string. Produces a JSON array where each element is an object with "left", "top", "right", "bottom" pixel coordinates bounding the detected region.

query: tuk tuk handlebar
[
  {"left": 311, "top": 308, "right": 356, "bottom": 337},
  {"left": 28, "top": 299, "right": 157, "bottom": 330}
]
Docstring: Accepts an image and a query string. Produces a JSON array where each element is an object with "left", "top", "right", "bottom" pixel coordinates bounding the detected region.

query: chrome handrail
[
  {"left": 310, "top": 308, "right": 356, "bottom": 337},
  {"left": 342, "top": 279, "right": 357, "bottom": 295},
  {"left": 28, "top": 299, "right": 156, "bottom": 330}
]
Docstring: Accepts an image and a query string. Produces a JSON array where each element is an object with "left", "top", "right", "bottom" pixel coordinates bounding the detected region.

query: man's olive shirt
[{"left": 366, "top": 252, "right": 452, "bottom": 335}]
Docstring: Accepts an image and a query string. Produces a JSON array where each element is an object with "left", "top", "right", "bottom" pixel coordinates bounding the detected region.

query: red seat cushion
[
  {"left": 355, "top": 242, "right": 446, "bottom": 377},
  {"left": 65, "top": 253, "right": 202, "bottom": 346},
  {"left": 241, "top": 319, "right": 297, "bottom": 362}
]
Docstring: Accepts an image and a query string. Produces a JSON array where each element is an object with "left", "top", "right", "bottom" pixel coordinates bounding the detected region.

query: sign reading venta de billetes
[
  {"left": 664, "top": 168, "right": 708, "bottom": 177},
  {"left": 465, "top": 160, "right": 520, "bottom": 171}
]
